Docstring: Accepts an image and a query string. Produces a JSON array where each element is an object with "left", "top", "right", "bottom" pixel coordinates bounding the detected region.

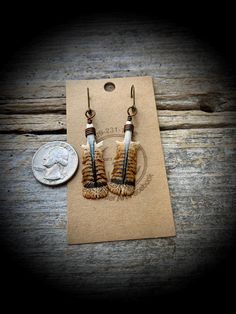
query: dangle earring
[
  {"left": 81, "top": 88, "right": 108, "bottom": 199},
  {"left": 109, "top": 85, "right": 139, "bottom": 196}
]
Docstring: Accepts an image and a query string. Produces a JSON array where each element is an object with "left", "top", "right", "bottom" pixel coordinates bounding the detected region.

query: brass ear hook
[
  {"left": 85, "top": 87, "right": 96, "bottom": 119},
  {"left": 87, "top": 87, "right": 91, "bottom": 113},
  {"left": 127, "top": 85, "right": 137, "bottom": 117},
  {"left": 131, "top": 85, "right": 135, "bottom": 108}
]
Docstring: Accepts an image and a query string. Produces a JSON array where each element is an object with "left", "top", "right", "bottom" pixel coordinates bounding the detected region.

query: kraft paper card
[{"left": 66, "top": 76, "right": 175, "bottom": 244}]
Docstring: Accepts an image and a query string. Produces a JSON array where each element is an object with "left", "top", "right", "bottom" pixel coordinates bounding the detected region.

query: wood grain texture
[
  {"left": 1, "top": 93, "right": 235, "bottom": 114},
  {"left": 0, "top": 17, "right": 235, "bottom": 299},
  {"left": 0, "top": 111, "right": 235, "bottom": 133}
]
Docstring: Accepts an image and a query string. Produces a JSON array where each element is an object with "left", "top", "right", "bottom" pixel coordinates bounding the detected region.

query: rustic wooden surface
[{"left": 0, "top": 17, "right": 236, "bottom": 301}]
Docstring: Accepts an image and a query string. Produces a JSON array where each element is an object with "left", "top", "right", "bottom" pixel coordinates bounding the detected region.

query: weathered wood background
[{"left": 0, "top": 17, "right": 236, "bottom": 300}]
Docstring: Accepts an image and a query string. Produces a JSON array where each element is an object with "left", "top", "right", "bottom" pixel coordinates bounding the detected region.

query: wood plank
[
  {"left": 0, "top": 111, "right": 235, "bottom": 133},
  {"left": 0, "top": 93, "right": 235, "bottom": 114},
  {"left": 0, "top": 114, "right": 66, "bottom": 133},
  {"left": 0, "top": 81, "right": 235, "bottom": 112},
  {"left": 1, "top": 128, "right": 235, "bottom": 207},
  {"left": 0, "top": 21, "right": 235, "bottom": 115},
  {"left": 0, "top": 98, "right": 66, "bottom": 114},
  {"left": 1, "top": 19, "right": 235, "bottom": 85},
  {"left": 158, "top": 110, "right": 236, "bottom": 130},
  {"left": 0, "top": 128, "right": 235, "bottom": 221}
]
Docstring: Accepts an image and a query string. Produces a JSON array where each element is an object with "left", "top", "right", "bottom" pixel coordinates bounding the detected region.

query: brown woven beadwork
[
  {"left": 85, "top": 127, "right": 96, "bottom": 137},
  {"left": 124, "top": 124, "right": 134, "bottom": 133}
]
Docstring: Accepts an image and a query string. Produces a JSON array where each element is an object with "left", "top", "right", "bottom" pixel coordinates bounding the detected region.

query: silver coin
[{"left": 32, "top": 141, "right": 79, "bottom": 186}]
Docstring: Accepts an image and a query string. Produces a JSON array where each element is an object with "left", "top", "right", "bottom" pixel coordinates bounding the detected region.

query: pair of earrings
[{"left": 81, "top": 85, "right": 139, "bottom": 199}]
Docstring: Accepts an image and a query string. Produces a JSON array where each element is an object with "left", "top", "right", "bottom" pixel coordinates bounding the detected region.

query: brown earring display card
[{"left": 66, "top": 76, "right": 175, "bottom": 244}]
